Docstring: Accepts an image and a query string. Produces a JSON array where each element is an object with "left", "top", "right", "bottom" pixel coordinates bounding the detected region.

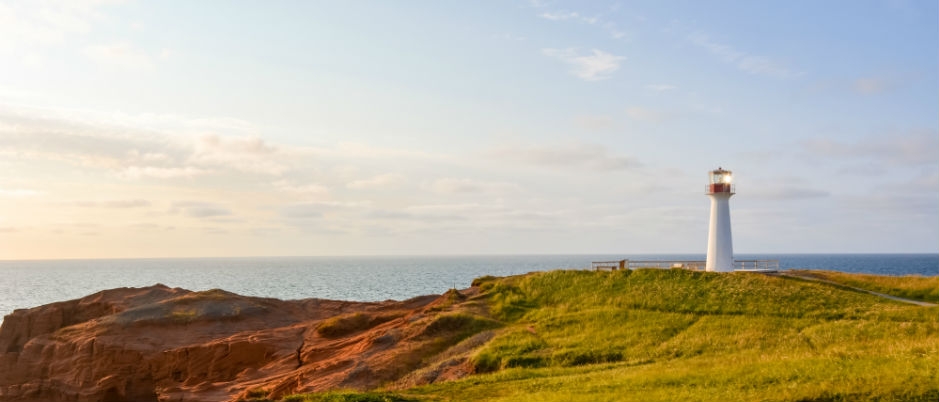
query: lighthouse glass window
[
  {"left": 709, "top": 170, "right": 732, "bottom": 193},
  {"left": 711, "top": 172, "right": 728, "bottom": 184}
]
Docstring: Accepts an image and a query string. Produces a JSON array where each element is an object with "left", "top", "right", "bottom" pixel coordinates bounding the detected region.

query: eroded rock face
[{"left": 0, "top": 285, "right": 486, "bottom": 402}]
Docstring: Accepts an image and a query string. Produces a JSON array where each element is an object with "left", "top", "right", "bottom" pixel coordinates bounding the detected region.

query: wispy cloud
[
  {"left": 280, "top": 203, "right": 324, "bottom": 220},
  {"left": 83, "top": 41, "right": 155, "bottom": 70},
  {"left": 0, "top": 106, "right": 294, "bottom": 180},
  {"left": 625, "top": 106, "right": 668, "bottom": 123},
  {"left": 574, "top": 114, "right": 616, "bottom": 131},
  {"left": 489, "top": 143, "right": 640, "bottom": 171},
  {"left": 346, "top": 173, "right": 405, "bottom": 190},
  {"left": 750, "top": 187, "right": 831, "bottom": 200},
  {"left": 687, "top": 32, "right": 800, "bottom": 79},
  {"left": 542, "top": 48, "right": 625, "bottom": 81},
  {"left": 72, "top": 199, "right": 151, "bottom": 208},
  {"left": 428, "top": 178, "right": 519, "bottom": 194},
  {"left": 273, "top": 180, "right": 330, "bottom": 196},
  {"left": 170, "top": 201, "right": 233, "bottom": 218},
  {"left": 119, "top": 166, "right": 206, "bottom": 179},
  {"left": 0, "top": 1, "right": 107, "bottom": 49},
  {"left": 537, "top": 6, "right": 629, "bottom": 40},
  {"left": 852, "top": 77, "right": 892, "bottom": 95},
  {"left": 645, "top": 84, "right": 677, "bottom": 92},
  {"left": 802, "top": 130, "right": 939, "bottom": 166},
  {"left": 492, "top": 32, "right": 527, "bottom": 42},
  {"left": 0, "top": 187, "right": 40, "bottom": 197},
  {"left": 191, "top": 134, "right": 287, "bottom": 175},
  {"left": 539, "top": 11, "right": 597, "bottom": 24}
]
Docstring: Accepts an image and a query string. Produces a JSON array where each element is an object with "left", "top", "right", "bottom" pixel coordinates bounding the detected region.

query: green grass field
[
  {"left": 282, "top": 269, "right": 939, "bottom": 402},
  {"left": 789, "top": 269, "right": 939, "bottom": 303}
]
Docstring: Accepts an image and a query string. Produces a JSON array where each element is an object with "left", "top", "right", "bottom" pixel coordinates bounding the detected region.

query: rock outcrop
[{"left": 0, "top": 285, "right": 492, "bottom": 402}]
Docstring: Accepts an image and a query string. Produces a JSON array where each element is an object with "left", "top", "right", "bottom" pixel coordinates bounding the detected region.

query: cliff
[{"left": 0, "top": 284, "right": 492, "bottom": 402}]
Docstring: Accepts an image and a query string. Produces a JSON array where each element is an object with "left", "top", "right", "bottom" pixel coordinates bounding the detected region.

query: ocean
[{"left": 1, "top": 254, "right": 936, "bottom": 324}]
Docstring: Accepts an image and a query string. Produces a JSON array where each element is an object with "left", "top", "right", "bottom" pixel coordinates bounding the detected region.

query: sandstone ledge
[{"left": 0, "top": 285, "right": 489, "bottom": 402}]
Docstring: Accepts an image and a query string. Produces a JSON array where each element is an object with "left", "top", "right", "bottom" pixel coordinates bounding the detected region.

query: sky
[{"left": 0, "top": 0, "right": 936, "bottom": 259}]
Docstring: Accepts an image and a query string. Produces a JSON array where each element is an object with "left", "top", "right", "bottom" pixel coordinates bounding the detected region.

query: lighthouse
[{"left": 705, "top": 167, "right": 735, "bottom": 272}]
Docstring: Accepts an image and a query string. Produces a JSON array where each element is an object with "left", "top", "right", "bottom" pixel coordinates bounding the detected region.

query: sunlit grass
[
  {"left": 289, "top": 269, "right": 939, "bottom": 402},
  {"left": 791, "top": 269, "right": 939, "bottom": 303}
]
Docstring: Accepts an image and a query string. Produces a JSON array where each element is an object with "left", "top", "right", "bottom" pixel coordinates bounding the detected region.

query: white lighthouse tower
[{"left": 705, "top": 167, "right": 735, "bottom": 272}]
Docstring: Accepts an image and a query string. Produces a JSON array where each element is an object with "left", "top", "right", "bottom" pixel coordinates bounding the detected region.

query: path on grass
[{"left": 778, "top": 271, "right": 937, "bottom": 307}]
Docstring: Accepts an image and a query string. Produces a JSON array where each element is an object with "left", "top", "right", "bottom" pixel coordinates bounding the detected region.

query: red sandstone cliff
[{"left": 0, "top": 285, "right": 492, "bottom": 402}]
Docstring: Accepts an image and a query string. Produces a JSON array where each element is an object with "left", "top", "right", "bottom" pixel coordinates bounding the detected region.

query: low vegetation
[
  {"left": 281, "top": 391, "right": 416, "bottom": 402},
  {"left": 789, "top": 269, "right": 939, "bottom": 303},
  {"left": 290, "top": 269, "right": 939, "bottom": 401},
  {"left": 316, "top": 312, "right": 403, "bottom": 338}
]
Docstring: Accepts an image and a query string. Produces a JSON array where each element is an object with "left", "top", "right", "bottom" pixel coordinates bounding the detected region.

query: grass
[
  {"left": 281, "top": 391, "right": 417, "bottom": 402},
  {"left": 285, "top": 269, "right": 939, "bottom": 401},
  {"left": 790, "top": 269, "right": 939, "bottom": 303},
  {"left": 316, "top": 312, "right": 403, "bottom": 338}
]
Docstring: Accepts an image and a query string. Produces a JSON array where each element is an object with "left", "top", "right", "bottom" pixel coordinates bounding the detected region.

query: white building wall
[{"left": 706, "top": 193, "right": 734, "bottom": 272}]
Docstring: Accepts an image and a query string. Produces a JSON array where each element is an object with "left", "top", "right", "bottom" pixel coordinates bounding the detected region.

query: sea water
[{"left": 1, "top": 254, "right": 936, "bottom": 323}]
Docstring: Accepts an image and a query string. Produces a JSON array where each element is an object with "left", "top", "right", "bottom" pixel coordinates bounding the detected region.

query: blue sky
[{"left": 0, "top": 0, "right": 936, "bottom": 258}]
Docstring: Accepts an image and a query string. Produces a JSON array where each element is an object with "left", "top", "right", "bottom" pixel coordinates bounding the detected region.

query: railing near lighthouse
[
  {"left": 592, "top": 258, "right": 779, "bottom": 273},
  {"left": 733, "top": 259, "right": 780, "bottom": 271}
]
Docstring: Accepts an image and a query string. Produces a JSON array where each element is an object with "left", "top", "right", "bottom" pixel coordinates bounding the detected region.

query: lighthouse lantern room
[{"left": 705, "top": 167, "right": 735, "bottom": 272}]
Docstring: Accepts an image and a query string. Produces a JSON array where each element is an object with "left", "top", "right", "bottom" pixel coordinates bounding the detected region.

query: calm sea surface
[{"left": 1, "top": 254, "right": 936, "bottom": 323}]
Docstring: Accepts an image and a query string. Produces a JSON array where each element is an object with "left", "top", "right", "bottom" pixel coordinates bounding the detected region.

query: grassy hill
[{"left": 277, "top": 269, "right": 939, "bottom": 402}]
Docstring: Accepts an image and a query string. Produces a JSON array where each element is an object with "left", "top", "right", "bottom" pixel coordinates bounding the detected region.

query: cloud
[
  {"left": 625, "top": 107, "right": 668, "bottom": 123},
  {"left": 367, "top": 207, "right": 468, "bottom": 223},
  {"left": 537, "top": 7, "right": 628, "bottom": 40},
  {"left": 0, "top": 106, "right": 299, "bottom": 180},
  {"left": 0, "top": 1, "right": 111, "bottom": 50},
  {"left": 646, "top": 84, "right": 677, "bottom": 92},
  {"left": 190, "top": 134, "right": 287, "bottom": 175},
  {"left": 273, "top": 180, "right": 330, "bottom": 196},
  {"left": 346, "top": 173, "right": 405, "bottom": 190},
  {"left": 119, "top": 166, "right": 206, "bottom": 179},
  {"left": 126, "top": 222, "right": 175, "bottom": 231},
  {"left": 281, "top": 203, "right": 324, "bottom": 220},
  {"left": 72, "top": 199, "right": 151, "bottom": 208},
  {"left": 539, "top": 11, "right": 578, "bottom": 21},
  {"left": 83, "top": 41, "right": 154, "bottom": 70},
  {"left": 280, "top": 201, "right": 369, "bottom": 223},
  {"left": 492, "top": 33, "right": 527, "bottom": 42},
  {"left": 326, "top": 142, "right": 436, "bottom": 160},
  {"left": 802, "top": 130, "right": 939, "bottom": 166},
  {"left": 542, "top": 48, "right": 625, "bottom": 81},
  {"left": 428, "top": 178, "right": 519, "bottom": 194},
  {"left": 527, "top": 0, "right": 548, "bottom": 8},
  {"left": 539, "top": 11, "right": 596, "bottom": 23},
  {"left": 0, "top": 187, "right": 40, "bottom": 197},
  {"left": 0, "top": 111, "right": 174, "bottom": 169},
  {"left": 750, "top": 187, "right": 831, "bottom": 200},
  {"left": 852, "top": 77, "right": 892, "bottom": 95},
  {"left": 170, "top": 201, "right": 232, "bottom": 218},
  {"left": 602, "top": 22, "right": 627, "bottom": 40},
  {"left": 687, "top": 32, "right": 799, "bottom": 79},
  {"left": 574, "top": 114, "right": 616, "bottom": 131},
  {"left": 489, "top": 143, "right": 640, "bottom": 171}
]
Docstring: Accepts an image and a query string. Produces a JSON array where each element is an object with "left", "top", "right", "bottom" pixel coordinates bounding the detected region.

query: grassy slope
[
  {"left": 287, "top": 269, "right": 939, "bottom": 402},
  {"left": 789, "top": 269, "right": 939, "bottom": 303}
]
